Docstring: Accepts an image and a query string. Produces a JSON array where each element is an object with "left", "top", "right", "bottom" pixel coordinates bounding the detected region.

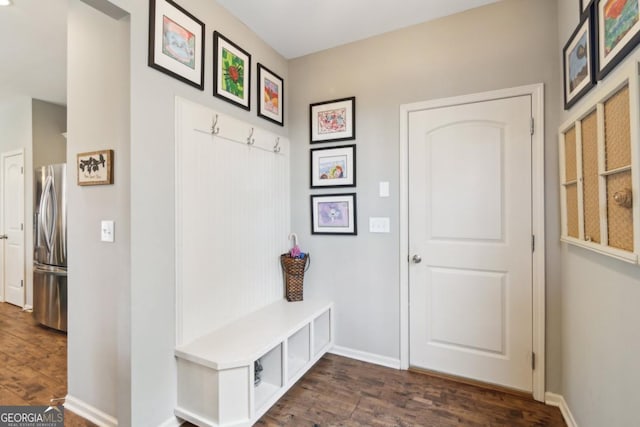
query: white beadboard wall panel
[{"left": 176, "top": 97, "right": 291, "bottom": 345}]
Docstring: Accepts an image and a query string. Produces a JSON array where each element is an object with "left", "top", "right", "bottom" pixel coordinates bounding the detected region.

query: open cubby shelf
[
  {"left": 174, "top": 299, "right": 333, "bottom": 427},
  {"left": 559, "top": 61, "right": 640, "bottom": 264}
]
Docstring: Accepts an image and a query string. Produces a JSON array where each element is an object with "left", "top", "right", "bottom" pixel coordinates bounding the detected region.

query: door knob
[
  {"left": 412, "top": 254, "right": 422, "bottom": 264},
  {"left": 0, "top": 234, "right": 7, "bottom": 240}
]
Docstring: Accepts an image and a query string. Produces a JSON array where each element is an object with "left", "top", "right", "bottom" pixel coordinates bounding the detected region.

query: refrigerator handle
[{"left": 40, "top": 175, "right": 54, "bottom": 253}]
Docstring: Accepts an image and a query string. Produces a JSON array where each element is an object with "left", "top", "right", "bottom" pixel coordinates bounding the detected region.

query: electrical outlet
[
  {"left": 101, "top": 220, "right": 115, "bottom": 242},
  {"left": 369, "top": 217, "right": 390, "bottom": 233}
]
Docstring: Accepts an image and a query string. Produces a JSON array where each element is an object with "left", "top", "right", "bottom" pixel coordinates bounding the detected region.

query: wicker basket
[{"left": 280, "top": 253, "right": 310, "bottom": 302}]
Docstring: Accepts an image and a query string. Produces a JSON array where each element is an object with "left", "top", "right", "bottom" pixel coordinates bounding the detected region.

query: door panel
[
  {"left": 2, "top": 152, "right": 25, "bottom": 307},
  {"left": 409, "top": 96, "right": 532, "bottom": 392},
  {"left": 429, "top": 123, "right": 504, "bottom": 241}
]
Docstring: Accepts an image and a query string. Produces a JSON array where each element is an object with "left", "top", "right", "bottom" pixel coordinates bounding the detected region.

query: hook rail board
[{"left": 175, "top": 97, "right": 291, "bottom": 346}]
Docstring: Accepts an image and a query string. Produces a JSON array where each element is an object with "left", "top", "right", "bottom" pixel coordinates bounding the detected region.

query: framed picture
[
  {"left": 310, "top": 144, "right": 356, "bottom": 188},
  {"left": 214, "top": 31, "right": 251, "bottom": 110},
  {"left": 148, "top": 0, "right": 205, "bottom": 90},
  {"left": 77, "top": 150, "right": 114, "bottom": 186},
  {"left": 595, "top": 0, "right": 640, "bottom": 80},
  {"left": 563, "top": 5, "right": 596, "bottom": 109},
  {"left": 257, "top": 64, "right": 284, "bottom": 126},
  {"left": 580, "top": 0, "right": 594, "bottom": 14},
  {"left": 310, "top": 193, "right": 357, "bottom": 235},
  {"left": 309, "top": 97, "right": 356, "bottom": 143}
]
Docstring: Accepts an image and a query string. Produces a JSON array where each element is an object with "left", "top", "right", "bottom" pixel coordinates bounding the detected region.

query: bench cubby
[{"left": 175, "top": 299, "right": 334, "bottom": 427}]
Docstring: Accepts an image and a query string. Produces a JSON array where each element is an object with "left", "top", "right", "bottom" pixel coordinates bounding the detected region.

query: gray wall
[
  {"left": 32, "top": 99, "right": 67, "bottom": 167},
  {"left": 288, "top": 0, "right": 563, "bottom": 392},
  {"left": 557, "top": 0, "right": 640, "bottom": 425},
  {"left": 71, "top": 0, "right": 289, "bottom": 424},
  {"left": 67, "top": 0, "right": 130, "bottom": 422}
]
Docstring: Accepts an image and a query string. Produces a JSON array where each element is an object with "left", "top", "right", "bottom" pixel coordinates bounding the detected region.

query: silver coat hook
[
  {"left": 211, "top": 114, "right": 220, "bottom": 135},
  {"left": 274, "top": 137, "right": 280, "bottom": 153},
  {"left": 247, "top": 127, "right": 255, "bottom": 145}
]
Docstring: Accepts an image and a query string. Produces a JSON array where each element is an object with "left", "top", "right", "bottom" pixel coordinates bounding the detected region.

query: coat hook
[
  {"left": 211, "top": 114, "right": 220, "bottom": 135},
  {"left": 274, "top": 137, "right": 281, "bottom": 153},
  {"left": 247, "top": 128, "right": 255, "bottom": 145}
]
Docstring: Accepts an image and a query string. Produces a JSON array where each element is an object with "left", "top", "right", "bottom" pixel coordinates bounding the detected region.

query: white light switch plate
[
  {"left": 369, "top": 217, "right": 390, "bottom": 233},
  {"left": 379, "top": 181, "right": 390, "bottom": 198},
  {"left": 101, "top": 220, "right": 115, "bottom": 242}
]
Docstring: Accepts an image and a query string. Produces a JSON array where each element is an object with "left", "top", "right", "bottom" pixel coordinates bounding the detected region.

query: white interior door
[
  {"left": 408, "top": 95, "right": 533, "bottom": 392},
  {"left": 2, "top": 151, "right": 25, "bottom": 307}
]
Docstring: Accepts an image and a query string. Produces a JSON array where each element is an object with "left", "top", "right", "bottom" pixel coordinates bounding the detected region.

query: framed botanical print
[
  {"left": 257, "top": 63, "right": 284, "bottom": 126},
  {"left": 563, "top": 4, "right": 596, "bottom": 109},
  {"left": 309, "top": 97, "right": 356, "bottom": 143},
  {"left": 148, "top": 0, "right": 205, "bottom": 90},
  {"left": 310, "top": 144, "right": 356, "bottom": 188},
  {"left": 213, "top": 31, "right": 251, "bottom": 110},
  {"left": 77, "top": 150, "right": 114, "bottom": 186}
]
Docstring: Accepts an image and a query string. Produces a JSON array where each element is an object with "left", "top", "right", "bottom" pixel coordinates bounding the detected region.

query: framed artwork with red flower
[
  {"left": 148, "top": 0, "right": 205, "bottom": 90},
  {"left": 213, "top": 31, "right": 251, "bottom": 110},
  {"left": 257, "top": 63, "right": 284, "bottom": 126}
]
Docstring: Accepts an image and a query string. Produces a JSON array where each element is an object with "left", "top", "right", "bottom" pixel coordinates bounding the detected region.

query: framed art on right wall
[
  {"left": 596, "top": 0, "right": 640, "bottom": 80},
  {"left": 563, "top": 3, "right": 596, "bottom": 109}
]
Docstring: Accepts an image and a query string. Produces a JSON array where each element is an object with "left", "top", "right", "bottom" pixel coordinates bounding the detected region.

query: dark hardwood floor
[
  {"left": 2, "top": 302, "right": 565, "bottom": 426},
  {"left": 256, "top": 354, "right": 566, "bottom": 426},
  {"left": 0, "top": 302, "right": 95, "bottom": 426}
]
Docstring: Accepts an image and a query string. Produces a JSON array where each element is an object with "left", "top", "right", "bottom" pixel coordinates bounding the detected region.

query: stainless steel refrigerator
[{"left": 33, "top": 164, "right": 67, "bottom": 332}]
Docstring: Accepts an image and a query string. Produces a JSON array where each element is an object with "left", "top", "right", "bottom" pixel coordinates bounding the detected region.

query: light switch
[
  {"left": 369, "top": 217, "right": 390, "bottom": 233},
  {"left": 379, "top": 181, "right": 390, "bottom": 198},
  {"left": 101, "top": 220, "right": 115, "bottom": 242}
]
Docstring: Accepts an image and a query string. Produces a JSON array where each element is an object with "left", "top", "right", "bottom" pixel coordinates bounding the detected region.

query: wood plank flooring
[
  {"left": 0, "top": 302, "right": 95, "bottom": 426},
  {"left": 255, "top": 354, "right": 566, "bottom": 426},
  {"left": 2, "top": 302, "right": 565, "bottom": 426}
]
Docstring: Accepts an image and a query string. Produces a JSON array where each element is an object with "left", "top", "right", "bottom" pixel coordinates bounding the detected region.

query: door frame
[
  {"left": 399, "top": 84, "right": 546, "bottom": 401},
  {"left": 0, "top": 149, "right": 26, "bottom": 305}
]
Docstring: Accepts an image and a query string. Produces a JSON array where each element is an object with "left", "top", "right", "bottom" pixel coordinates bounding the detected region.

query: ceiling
[
  {"left": 216, "top": 0, "right": 500, "bottom": 59},
  {"left": 0, "top": 0, "right": 67, "bottom": 105},
  {"left": 0, "top": 0, "right": 498, "bottom": 106}
]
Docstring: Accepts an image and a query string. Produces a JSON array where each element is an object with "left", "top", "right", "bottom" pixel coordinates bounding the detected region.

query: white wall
[
  {"left": 557, "top": 1, "right": 640, "bottom": 425},
  {"left": 0, "top": 95, "right": 34, "bottom": 308},
  {"left": 288, "top": 0, "right": 564, "bottom": 391},
  {"left": 67, "top": 0, "right": 130, "bottom": 423},
  {"left": 32, "top": 99, "right": 67, "bottom": 167}
]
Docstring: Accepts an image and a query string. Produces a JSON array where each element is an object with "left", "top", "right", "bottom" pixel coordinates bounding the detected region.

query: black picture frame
[
  {"left": 595, "top": 0, "right": 640, "bottom": 80},
  {"left": 213, "top": 31, "right": 252, "bottom": 110},
  {"left": 580, "top": 0, "right": 594, "bottom": 15},
  {"left": 309, "top": 97, "right": 356, "bottom": 143},
  {"left": 148, "top": 0, "right": 205, "bottom": 90},
  {"left": 310, "top": 193, "right": 357, "bottom": 236},
  {"left": 310, "top": 144, "right": 356, "bottom": 189},
  {"left": 257, "top": 63, "right": 284, "bottom": 126},
  {"left": 563, "top": 4, "right": 596, "bottom": 109}
]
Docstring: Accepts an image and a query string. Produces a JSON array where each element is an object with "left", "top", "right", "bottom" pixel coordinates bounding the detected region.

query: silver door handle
[
  {"left": 0, "top": 235, "right": 7, "bottom": 239},
  {"left": 412, "top": 254, "right": 422, "bottom": 264}
]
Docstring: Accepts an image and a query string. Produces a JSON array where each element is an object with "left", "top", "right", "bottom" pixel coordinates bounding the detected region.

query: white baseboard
[
  {"left": 159, "top": 415, "right": 184, "bottom": 427},
  {"left": 545, "top": 392, "right": 578, "bottom": 427},
  {"left": 64, "top": 395, "right": 118, "bottom": 427},
  {"left": 330, "top": 345, "right": 401, "bottom": 370},
  {"left": 22, "top": 305, "right": 33, "bottom": 312}
]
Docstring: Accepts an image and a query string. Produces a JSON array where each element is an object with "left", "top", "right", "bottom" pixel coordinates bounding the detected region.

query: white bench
[{"left": 175, "top": 298, "right": 334, "bottom": 427}]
